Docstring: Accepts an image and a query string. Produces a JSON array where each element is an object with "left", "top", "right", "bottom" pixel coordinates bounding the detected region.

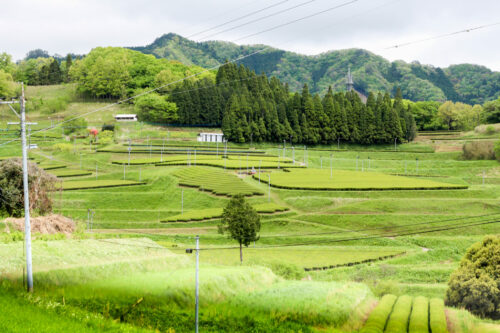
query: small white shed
[
  {"left": 114, "top": 114, "right": 137, "bottom": 121},
  {"left": 197, "top": 132, "right": 224, "bottom": 143}
]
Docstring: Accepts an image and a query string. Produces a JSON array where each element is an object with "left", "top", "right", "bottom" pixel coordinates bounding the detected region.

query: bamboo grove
[{"left": 170, "top": 62, "right": 417, "bottom": 144}]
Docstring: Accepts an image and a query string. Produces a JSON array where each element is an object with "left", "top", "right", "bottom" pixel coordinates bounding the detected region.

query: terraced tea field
[
  {"left": 173, "top": 166, "right": 263, "bottom": 196},
  {"left": 261, "top": 169, "right": 468, "bottom": 190}
]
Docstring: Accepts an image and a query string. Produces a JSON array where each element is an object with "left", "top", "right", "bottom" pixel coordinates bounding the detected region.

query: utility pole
[
  {"left": 195, "top": 236, "right": 200, "bottom": 333},
  {"left": 2, "top": 83, "right": 35, "bottom": 292}
]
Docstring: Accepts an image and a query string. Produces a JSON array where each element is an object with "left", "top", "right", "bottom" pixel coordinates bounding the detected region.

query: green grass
[
  {"left": 171, "top": 246, "right": 404, "bottom": 270},
  {"left": 61, "top": 180, "right": 146, "bottom": 190},
  {"left": 162, "top": 203, "right": 288, "bottom": 222},
  {"left": 360, "top": 294, "right": 398, "bottom": 333},
  {"left": 173, "top": 166, "right": 263, "bottom": 196},
  {"left": 261, "top": 169, "right": 468, "bottom": 191}
]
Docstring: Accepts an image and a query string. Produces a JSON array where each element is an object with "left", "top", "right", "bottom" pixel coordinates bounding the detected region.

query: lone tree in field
[
  {"left": 0, "top": 158, "right": 57, "bottom": 217},
  {"left": 446, "top": 235, "right": 500, "bottom": 319},
  {"left": 218, "top": 194, "right": 261, "bottom": 263}
]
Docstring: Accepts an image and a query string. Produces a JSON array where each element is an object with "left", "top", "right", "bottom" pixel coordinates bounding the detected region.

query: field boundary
[{"left": 303, "top": 251, "right": 406, "bottom": 271}]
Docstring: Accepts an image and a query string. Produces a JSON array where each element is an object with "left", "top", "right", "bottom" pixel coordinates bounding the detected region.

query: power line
[
  {"left": 187, "top": 0, "right": 290, "bottom": 39},
  {"left": 198, "top": 0, "right": 318, "bottom": 41},
  {"left": 195, "top": 218, "right": 500, "bottom": 251},
  {"left": 265, "top": 212, "right": 500, "bottom": 238},
  {"left": 233, "top": 0, "right": 360, "bottom": 42},
  {"left": 384, "top": 21, "right": 500, "bottom": 50}
]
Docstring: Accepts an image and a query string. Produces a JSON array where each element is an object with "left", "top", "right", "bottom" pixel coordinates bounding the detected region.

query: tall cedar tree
[
  {"left": 218, "top": 194, "right": 261, "bottom": 263},
  {"left": 169, "top": 62, "right": 416, "bottom": 145}
]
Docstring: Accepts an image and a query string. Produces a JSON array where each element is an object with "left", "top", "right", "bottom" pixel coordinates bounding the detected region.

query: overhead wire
[
  {"left": 384, "top": 21, "right": 500, "bottom": 50},
  {"left": 197, "top": 0, "right": 319, "bottom": 41},
  {"left": 187, "top": 0, "right": 291, "bottom": 39}
]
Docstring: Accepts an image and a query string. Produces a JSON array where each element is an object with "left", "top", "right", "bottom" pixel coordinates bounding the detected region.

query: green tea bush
[
  {"left": 385, "top": 295, "right": 413, "bottom": 333},
  {"left": 429, "top": 298, "right": 449, "bottom": 333},
  {"left": 445, "top": 235, "right": 500, "bottom": 319},
  {"left": 61, "top": 180, "right": 145, "bottom": 190},
  {"left": 409, "top": 296, "right": 429, "bottom": 333},
  {"left": 360, "top": 294, "right": 397, "bottom": 333}
]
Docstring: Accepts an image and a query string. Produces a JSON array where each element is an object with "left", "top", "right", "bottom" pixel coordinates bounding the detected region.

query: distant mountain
[{"left": 130, "top": 33, "right": 500, "bottom": 105}]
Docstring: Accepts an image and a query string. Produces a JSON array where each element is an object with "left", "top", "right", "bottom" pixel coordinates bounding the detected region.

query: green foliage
[
  {"left": 134, "top": 92, "right": 178, "bottom": 123},
  {"left": 0, "top": 159, "right": 57, "bottom": 217},
  {"left": 409, "top": 296, "right": 429, "bottom": 333},
  {"left": 14, "top": 57, "right": 64, "bottom": 85},
  {"left": 462, "top": 141, "right": 496, "bottom": 160},
  {"left": 173, "top": 62, "right": 414, "bottom": 144},
  {"left": 446, "top": 236, "right": 500, "bottom": 320},
  {"left": 51, "top": 143, "right": 73, "bottom": 152},
  {"left": 385, "top": 295, "right": 413, "bottom": 333},
  {"left": 173, "top": 166, "right": 262, "bottom": 197},
  {"left": 495, "top": 141, "right": 500, "bottom": 162},
  {"left": 483, "top": 98, "right": 500, "bottom": 124},
  {"left": 0, "top": 69, "right": 17, "bottom": 98},
  {"left": 360, "top": 294, "right": 397, "bottom": 333},
  {"left": 429, "top": 298, "right": 449, "bottom": 333},
  {"left": 63, "top": 116, "right": 87, "bottom": 135},
  {"left": 219, "top": 194, "right": 261, "bottom": 262},
  {"left": 438, "top": 101, "right": 483, "bottom": 130},
  {"left": 70, "top": 47, "right": 213, "bottom": 98},
  {"left": 98, "top": 130, "right": 114, "bottom": 145}
]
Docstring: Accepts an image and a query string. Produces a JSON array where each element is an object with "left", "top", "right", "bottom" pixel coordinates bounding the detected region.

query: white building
[
  {"left": 114, "top": 114, "right": 137, "bottom": 121},
  {"left": 197, "top": 132, "right": 224, "bottom": 143}
]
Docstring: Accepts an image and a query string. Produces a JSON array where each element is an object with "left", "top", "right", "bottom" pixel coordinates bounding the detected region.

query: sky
[{"left": 1, "top": 0, "right": 499, "bottom": 70}]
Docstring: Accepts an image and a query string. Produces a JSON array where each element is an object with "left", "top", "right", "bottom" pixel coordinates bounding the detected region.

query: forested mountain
[{"left": 130, "top": 33, "right": 500, "bottom": 105}]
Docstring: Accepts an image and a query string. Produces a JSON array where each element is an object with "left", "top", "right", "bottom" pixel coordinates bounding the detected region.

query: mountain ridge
[{"left": 130, "top": 33, "right": 500, "bottom": 104}]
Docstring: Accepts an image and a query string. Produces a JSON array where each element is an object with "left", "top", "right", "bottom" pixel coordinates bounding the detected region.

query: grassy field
[{"left": 1, "top": 88, "right": 499, "bottom": 332}]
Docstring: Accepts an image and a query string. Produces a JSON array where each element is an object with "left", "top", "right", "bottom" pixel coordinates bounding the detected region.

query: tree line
[{"left": 170, "top": 62, "right": 417, "bottom": 144}]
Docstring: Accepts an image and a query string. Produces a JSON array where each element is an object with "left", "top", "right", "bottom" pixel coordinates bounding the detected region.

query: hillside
[{"left": 130, "top": 33, "right": 500, "bottom": 105}]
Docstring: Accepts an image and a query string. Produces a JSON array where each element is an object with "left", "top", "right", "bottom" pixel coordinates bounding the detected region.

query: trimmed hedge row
[
  {"left": 303, "top": 252, "right": 405, "bottom": 271},
  {"left": 49, "top": 169, "right": 92, "bottom": 178},
  {"left": 409, "top": 296, "right": 429, "bottom": 333},
  {"left": 429, "top": 298, "right": 449, "bottom": 333},
  {"left": 162, "top": 203, "right": 288, "bottom": 222},
  {"left": 360, "top": 294, "right": 398, "bottom": 333},
  {"left": 385, "top": 295, "right": 413, "bottom": 333},
  {"left": 361, "top": 296, "right": 449, "bottom": 333},
  {"left": 60, "top": 180, "right": 146, "bottom": 190}
]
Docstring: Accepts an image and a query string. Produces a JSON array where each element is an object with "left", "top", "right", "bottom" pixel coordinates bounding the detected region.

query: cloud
[{"left": 1, "top": 0, "right": 499, "bottom": 70}]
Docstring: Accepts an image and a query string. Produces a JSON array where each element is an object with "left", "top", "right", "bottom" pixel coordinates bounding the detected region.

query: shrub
[
  {"left": 409, "top": 296, "right": 429, "bottom": 333},
  {"left": 98, "top": 130, "right": 114, "bottom": 145},
  {"left": 51, "top": 143, "right": 73, "bottom": 152},
  {"left": 385, "top": 295, "right": 413, "bottom": 333},
  {"left": 495, "top": 141, "right": 500, "bottom": 162},
  {"left": 429, "top": 298, "right": 448, "bottom": 333},
  {"left": 445, "top": 235, "right": 500, "bottom": 320},
  {"left": 101, "top": 123, "right": 115, "bottom": 132},
  {"left": 462, "top": 141, "right": 495, "bottom": 160},
  {"left": 360, "top": 294, "right": 397, "bottom": 333},
  {"left": 63, "top": 116, "right": 87, "bottom": 135},
  {"left": 0, "top": 158, "right": 57, "bottom": 217},
  {"left": 41, "top": 96, "right": 70, "bottom": 114},
  {"left": 485, "top": 125, "right": 496, "bottom": 135}
]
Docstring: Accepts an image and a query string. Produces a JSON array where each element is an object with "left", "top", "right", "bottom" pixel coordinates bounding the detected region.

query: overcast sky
[{"left": 1, "top": 0, "right": 499, "bottom": 70}]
